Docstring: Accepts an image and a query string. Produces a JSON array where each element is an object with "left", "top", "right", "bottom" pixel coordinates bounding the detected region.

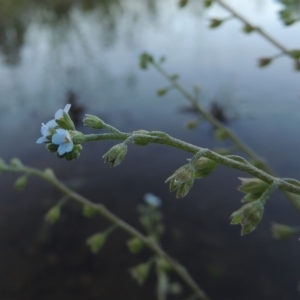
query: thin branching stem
[
  {"left": 148, "top": 60, "right": 300, "bottom": 214},
  {"left": 214, "top": 0, "right": 292, "bottom": 57},
  {"left": 2, "top": 164, "right": 210, "bottom": 300}
]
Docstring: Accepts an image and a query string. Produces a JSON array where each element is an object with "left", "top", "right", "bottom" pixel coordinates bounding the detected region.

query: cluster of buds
[
  {"left": 238, "top": 177, "right": 269, "bottom": 203},
  {"left": 36, "top": 104, "right": 85, "bottom": 160},
  {"left": 230, "top": 178, "right": 271, "bottom": 235}
]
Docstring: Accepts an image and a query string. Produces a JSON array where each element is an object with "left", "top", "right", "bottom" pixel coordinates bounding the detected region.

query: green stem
[
  {"left": 214, "top": 0, "right": 292, "bottom": 58},
  {"left": 82, "top": 130, "right": 300, "bottom": 196},
  {"left": 149, "top": 60, "right": 300, "bottom": 215},
  {"left": 2, "top": 164, "right": 210, "bottom": 300}
]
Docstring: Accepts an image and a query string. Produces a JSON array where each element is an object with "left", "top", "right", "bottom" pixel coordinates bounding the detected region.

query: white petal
[
  {"left": 56, "top": 128, "right": 68, "bottom": 135},
  {"left": 57, "top": 143, "right": 72, "bottom": 155},
  {"left": 46, "top": 119, "right": 57, "bottom": 128},
  {"left": 65, "top": 141, "right": 74, "bottom": 153},
  {"left": 55, "top": 109, "right": 64, "bottom": 120},
  {"left": 52, "top": 132, "right": 66, "bottom": 145},
  {"left": 36, "top": 136, "right": 48, "bottom": 144},
  {"left": 64, "top": 104, "right": 71, "bottom": 113}
]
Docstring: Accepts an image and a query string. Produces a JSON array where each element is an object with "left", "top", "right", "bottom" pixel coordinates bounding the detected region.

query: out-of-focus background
[{"left": 0, "top": 0, "right": 300, "bottom": 299}]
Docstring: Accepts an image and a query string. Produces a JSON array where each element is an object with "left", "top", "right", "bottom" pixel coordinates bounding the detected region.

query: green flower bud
[
  {"left": 157, "top": 88, "right": 168, "bottom": 96},
  {"left": 194, "top": 157, "right": 218, "bottom": 178},
  {"left": 140, "top": 52, "right": 154, "bottom": 69},
  {"left": 45, "top": 206, "right": 61, "bottom": 224},
  {"left": 83, "top": 114, "right": 106, "bottom": 130},
  {"left": 14, "top": 175, "right": 28, "bottom": 191},
  {"left": 238, "top": 177, "right": 269, "bottom": 195},
  {"left": 10, "top": 158, "right": 23, "bottom": 167},
  {"left": 103, "top": 143, "right": 128, "bottom": 167},
  {"left": 129, "top": 260, "right": 152, "bottom": 285},
  {"left": 127, "top": 237, "right": 145, "bottom": 254},
  {"left": 291, "top": 49, "right": 300, "bottom": 59},
  {"left": 241, "top": 193, "right": 262, "bottom": 203},
  {"left": 46, "top": 143, "right": 59, "bottom": 152},
  {"left": 258, "top": 57, "right": 273, "bottom": 67},
  {"left": 179, "top": 0, "right": 189, "bottom": 8},
  {"left": 271, "top": 223, "right": 300, "bottom": 240},
  {"left": 166, "top": 164, "right": 195, "bottom": 198},
  {"left": 230, "top": 200, "right": 264, "bottom": 235},
  {"left": 55, "top": 112, "right": 75, "bottom": 130},
  {"left": 70, "top": 131, "right": 85, "bottom": 144},
  {"left": 204, "top": 0, "right": 213, "bottom": 8},
  {"left": 43, "top": 168, "right": 56, "bottom": 180},
  {"left": 86, "top": 232, "right": 107, "bottom": 254},
  {"left": 243, "top": 24, "right": 255, "bottom": 34},
  {"left": 185, "top": 119, "right": 199, "bottom": 130},
  {"left": 215, "top": 129, "right": 230, "bottom": 140},
  {"left": 83, "top": 205, "right": 97, "bottom": 218},
  {"left": 210, "top": 18, "right": 223, "bottom": 28}
]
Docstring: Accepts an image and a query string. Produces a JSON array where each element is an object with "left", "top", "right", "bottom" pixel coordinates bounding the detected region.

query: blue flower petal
[
  {"left": 36, "top": 136, "right": 48, "bottom": 144},
  {"left": 46, "top": 119, "right": 57, "bottom": 128},
  {"left": 52, "top": 132, "right": 66, "bottom": 145},
  {"left": 55, "top": 109, "right": 64, "bottom": 120},
  {"left": 57, "top": 144, "right": 67, "bottom": 155},
  {"left": 64, "top": 104, "right": 71, "bottom": 113}
]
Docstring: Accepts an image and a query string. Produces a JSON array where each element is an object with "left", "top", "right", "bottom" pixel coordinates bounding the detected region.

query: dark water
[{"left": 0, "top": 0, "right": 300, "bottom": 299}]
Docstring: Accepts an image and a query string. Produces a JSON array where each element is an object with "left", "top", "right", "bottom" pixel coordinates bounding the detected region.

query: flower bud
[
  {"left": 291, "top": 50, "right": 300, "bottom": 59},
  {"left": 271, "top": 223, "right": 299, "bottom": 240},
  {"left": 70, "top": 131, "right": 85, "bottom": 144},
  {"left": 243, "top": 24, "right": 255, "bottom": 34},
  {"left": 241, "top": 193, "right": 261, "bottom": 203},
  {"left": 14, "top": 175, "right": 28, "bottom": 191},
  {"left": 45, "top": 206, "right": 61, "bottom": 224},
  {"left": 129, "top": 260, "right": 152, "bottom": 285},
  {"left": 166, "top": 164, "right": 195, "bottom": 198},
  {"left": 179, "top": 0, "right": 189, "bottom": 8},
  {"left": 46, "top": 143, "right": 59, "bottom": 152},
  {"left": 215, "top": 129, "right": 230, "bottom": 140},
  {"left": 127, "top": 237, "right": 145, "bottom": 254},
  {"left": 157, "top": 88, "right": 169, "bottom": 96},
  {"left": 140, "top": 52, "right": 153, "bottom": 69},
  {"left": 55, "top": 112, "right": 75, "bottom": 131},
  {"left": 103, "top": 143, "right": 128, "bottom": 167},
  {"left": 83, "top": 205, "right": 97, "bottom": 218},
  {"left": 83, "top": 114, "right": 106, "bottom": 130},
  {"left": 185, "top": 119, "right": 199, "bottom": 130},
  {"left": 194, "top": 157, "right": 218, "bottom": 178},
  {"left": 43, "top": 168, "right": 56, "bottom": 180},
  {"left": 10, "top": 158, "right": 23, "bottom": 167},
  {"left": 210, "top": 18, "right": 223, "bottom": 28},
  {"left": 258, "top": 57, "right": 272, "bottom": 67},
  {"left": 238, "top": 177, "right": 269, "bottom": 195},
  {"left": 230, "top": 200, "right": 264, "bottom": 235},
  {"left": 204, "top": 0, "right": 213, "bottom": 8},
  {"left": 86, "top": 232, "right": 107, "bottom": 254}
]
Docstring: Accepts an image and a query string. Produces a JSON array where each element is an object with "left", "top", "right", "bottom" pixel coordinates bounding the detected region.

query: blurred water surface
[{"left": 0, "top": 0, "right": 300, "bottom": 299}]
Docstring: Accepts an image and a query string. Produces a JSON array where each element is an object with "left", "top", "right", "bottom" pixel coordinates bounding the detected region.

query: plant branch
[
  {"left": 147, "top": 59, "right": 300, "bottom": 215},
  {"left": 214, "top": 0, "right": 293, "bottom": 57},
  {"left": 2, "top": 163, "right": 210, "bottom": 300}
]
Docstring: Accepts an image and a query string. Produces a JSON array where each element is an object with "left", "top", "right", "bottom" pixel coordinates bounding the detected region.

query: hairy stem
[{"left": 2, "top": 164, "right": 210, "bottom": 300}]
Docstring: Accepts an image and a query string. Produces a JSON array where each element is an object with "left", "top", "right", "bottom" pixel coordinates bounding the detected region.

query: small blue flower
[
  {"left": 36, "top": 119, "right": 57, "bottom": 144},
  {"left": 52, "top": 128, "right": 74, "bottom": 155},
  {"left": 36, "top": 104, "right": 72, "bottom": 144},
  {"left": 143, "top": 193, "right": 161, "bottom": 207},
  {"left": 54, "top": 104, "right": 71, "bottom": 121}
]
